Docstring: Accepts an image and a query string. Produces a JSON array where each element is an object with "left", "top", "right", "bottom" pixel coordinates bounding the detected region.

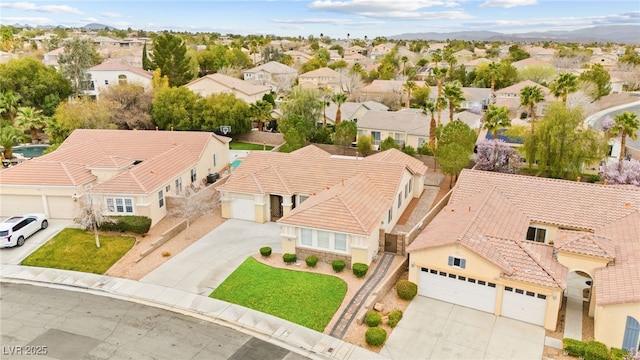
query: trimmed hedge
[
  {"left": 365, "top": 327, "right": 387, "bottom": 347},
  {"left": 332, "top": 260, "right": 346, "bottom": 273},
  {"left": 99, "top": 215, "right": 151, "bottom": 234},
  {"left": 259, "top": 247, "right": 272, "bottom": 257},
  {"left": 352, "top": 263, "right": 369, "bottom": 278},
  {"left": 584, "top": 341, "right": 609, "bottom": 360},
  {"left": 305, "top": 255, "right": 318, "bottom": 268},
  {"left": 563, "top": 338, "right": 586, "bottom": 357},
  {"left": 283, "top": 253, "right": 297, "bottom": 264},
  {"left": 610, "top": 348, "right": 628, "bottom": 360},
  {"left": 396, "top": 280, "right": 418, "bottom": 300},
  {"left": 365, "top": 311, "right": 382, "bottom": 327},
  {"left": 388, "top": 309, "right": 403, "bottom": 328}
]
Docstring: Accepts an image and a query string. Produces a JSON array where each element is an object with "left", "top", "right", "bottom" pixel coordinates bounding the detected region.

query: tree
[
  {"left": 412, "top": 86, "right": 431, "bottom": 107},
  {"left": 141, "top": 42, "right": 152, "bottom": 70},
  {"left": 280, "top": 88, "right": 323, "bottom": 127},
  {"left": 0, "top": 124, "right": 25, "bottom": 159},
  {"left": 15, "top": 106, "right": 47, "bottom": 144},
  {"left": 507, "top": 44, "right": 530, "bottom": 62},
  {"left": 101, "top": 83, "right": 154, "bottom": 130},
  {"left": 151, "top": 87, "right": 198, "bottom": 130},
  {"left": 169, "top": 186, "right": 219, "bottom": 240},
  {"left": 150, "top": 32, "right": 194, "bottom": 87},
  {"left": 356, "top": 135, "right": 373, "bottom": 156},
  {"left": 52, "top": 97, "right": 114, "bottom": 136},
  {"left": 483, "top": 105, "right": 511, "bottom": 142},
  {"left": 249, "top": 100, "right": 273, "bottom": 131},
  {"left": 334, "top": 121, "right": 357, "bottom": 154},
  {"left": 402, "top": 80, "right": 417, "bottom": 108},
  {"left": 76, "top": 193, "right": 111, "bottom": 248},
  {"left": 436, "top": 143, "right": 470, "bottom": 187},
  {"left": 0, "top": 58, "right": 71, "bottom": 113},
  {"left": 58, "top": 38, "right": 100, "bottom": 97},
  {"left": 603, "top": 159, "right": 640, "bottom": 186},
  {"left": 473, "top": 61, "right": 518, "bottom": 96},
  {"left": 475, "top": 140, "right": 520, "bottom": 173},
  {"left": 437, "top": 119, "right": 477, "bottom": 153},
  {"left": 443, "top": 81, "right": 465, "bottom": 123},
  {"left": 332, "top": 92, "right": 348, "bottom": 126},
  {"left": 196, "top": 93, "right": 251, "bottom": 134},
  {"left": 278, "top": 114, "right": 310, "bottom": 153},
  {"left": 529, "top": 102, "right": 607, "bottom": 179},
  {"left": 151, "top": 68, "right": 169, "bottom": 92},
  {"left": 380, "top": 136, "right": 400, "bottom": 151},
  {"left": 423, "top": 100, "right": 437, "bottom": 147},
  {"left": 549, "top": 72, "right": 579, "bottom": 105},
  {"left": 1, "top": 90, "right": 22, "bottom": 123},
  {"left": 579, "top": 63, "right": 611, "bottom": 102},
  {"left": 488, "top": 62, "right": 501, "bottom": 104},
  {"left": 519, "top": 85, "right": 545, "bottom": 167},
  {"left": 608, "top": 111, "right": 640, "bottom": 172},
  {"left": 518, "top": 64, "right": 556, "bottom": 85}
]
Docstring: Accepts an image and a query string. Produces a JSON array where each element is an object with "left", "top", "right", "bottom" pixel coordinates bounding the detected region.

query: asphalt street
[{"left": 0, "top": 282, "right": 308, "bottom": 360}]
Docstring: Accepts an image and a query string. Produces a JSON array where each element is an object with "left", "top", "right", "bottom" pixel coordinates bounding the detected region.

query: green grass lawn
[
  {"left": 210, "top": 257, "right": 347, "bottom": 332},
  {"left": 229, "top": 141, "right": 274, "bottom": 151},
  {"left": 21, "top": 228, "right": 135, "bottom": 274}
]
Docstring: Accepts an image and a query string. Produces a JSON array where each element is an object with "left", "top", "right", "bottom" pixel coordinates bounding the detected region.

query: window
[
  {"left": 191, "top": 168, "right": 197, "bottom": 182},
  {"left": 478, "top": 280, "right": 486, "bottom": 286},
  {"left": 398, "top": 192, "right": 402, "bottom": 209},
  {"left": 318, "top": 231, "right": 329, "bottom": 248},
  {"left": 405, "top": 183, "right": 409, "bottom": 198},
  {"left": 335, "top": 233, "right": 346, "bottom": 251},
  {"left": 175, "top": 178, "right": 183, "bottom": 194},
  {"left": 458, "top": 276, "right": 466, "bottom": 281},
  {"left": 158, "top": 190, "right": 164, "bottom": 208},
  {"left": 505, "top": 286, "right": 513, "bottom": 291},
  {"left": 213, "top": 153, "right": 218, "bottom": 167},
  {"left": 301, "top": 228, "right": 312, "bottom": 246},
  {"left": 515, "top": 288, "right": 524, "bottom": 294},
  {"left": 448, "top": 256, "right": 466, "bottom": 269},
  {"left": 537, "top": 294, "right": 547, "bottom": 300},
  {"left": 388, "top": 208, "right": 393, "bottom": 223},
  {"left": 448, "top": 273, "right": 456, "bottom": 279},
  {"left": 371, "top": 131, "right": 381, "bottom": 145},
  {"left": 526, "top": 226, "right": 547, "bottom": 242},
  {"left": 526, "top": 291, "right": 535, "bottom": 297},
  {"left": 298, "top": 195, "right": 309, "bottom": 204},
  {"left": 104, "top": 80, "right": 109, "bottom": 85},
  {"left": 166, "top": 185, "right": 170, "bottom": 192},
  {"left": 118, "top": 74, "right": 127, "bottom": 85},
  {"left": 106, "top": 197, "right": 134, "bottom": 214}
]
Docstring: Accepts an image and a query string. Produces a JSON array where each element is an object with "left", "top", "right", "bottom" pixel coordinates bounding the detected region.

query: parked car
[{"left": 0, "top": 213, "right": 48, "bottom": 248}]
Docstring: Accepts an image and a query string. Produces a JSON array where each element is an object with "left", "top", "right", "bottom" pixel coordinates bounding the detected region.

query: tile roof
[
  {"left": 243, "top": 61, "right": 298, "bottom": 75},
  {"left": 554, "top": 230, "right": 616, "bottom": 259},
  {"left": 299, "top": 67, "right": 340, "bottom": 79},
  {"left": 364, "top": 148, "right": 428, "bottom": 175},
  {"left": 496, "top": 80, "right": 550, "bottom": 95},
  {"left": 89, "top": 59, "right": 153, "bottom": 79},
  {"left": 357, "top": 109, "right": 430, "bottom": 137},
  {"left": 186, "top": 73, "right": 270, "bottom": 96}
]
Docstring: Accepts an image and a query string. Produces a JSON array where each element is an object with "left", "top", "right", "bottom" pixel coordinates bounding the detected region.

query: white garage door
[
  {"left": 230, "top": 197, "right": 255, "bottom": 221},
  {"left": 47, "top": 196, "right": 76, "bottom": 219},
  {"left": 0, "top": 195, "right": 44, "bottom": 218},
  {"left": 501, "top": 287, "right": 547, "bottom": 326},
  {"left": 419, "top": 267, "right": 497, "bottom": 313}
]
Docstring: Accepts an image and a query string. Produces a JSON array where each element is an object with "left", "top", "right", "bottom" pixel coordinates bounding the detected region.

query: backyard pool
[
  {"left": 231, "top": 159, "right": 243, "bottom": 169},
  {"left": 12, "top": 144, "right": 50, "bottom": 158}
]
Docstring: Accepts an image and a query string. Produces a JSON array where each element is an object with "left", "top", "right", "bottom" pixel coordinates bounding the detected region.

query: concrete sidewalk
[{"left": 0, "top": 265, "right": 386, "bottom": 360}]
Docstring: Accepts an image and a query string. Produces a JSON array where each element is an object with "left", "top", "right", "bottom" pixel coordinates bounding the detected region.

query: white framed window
[
  {"left": 398, "top": 192, "right": 402, "bottom": 209},
  {"left": 448, "top": 256, "right": 466, "bottom": 269},
  {"left": 158, "top": 190, "right": 164, "bottom": 208},
  {"left": 318, "top": 231, "right": 329, "bottom": 248},
  {"left": 191, "top": 168, "right": 197, "bottom": 182},
  {"left": 388, "top": 208, "right": 393, "bottom": 223},
  {"left": 106, "top": 197, "right": 134, "bottom": 214},
  {"left": 166, "top": 185, "right": 170, "bottom": 192},
  {"left": 213, "top": 153, "right": 218, "bottom": 167},
  {"left": 175, "top": 177, "right": 183, "bottom": 194},
  {"left": 301, "top": 228, "right": 312, "bottom": 246},
  {"left": 298, "top": 228, "right": 348, "bottom": 253},
  {"left": 526, "top": 226, "right": 547, "bottom": 242},
  {"left": 335, "top": 233, "right": 347, "bottom": 251}
]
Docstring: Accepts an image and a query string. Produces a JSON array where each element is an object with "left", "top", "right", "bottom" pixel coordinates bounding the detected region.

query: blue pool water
[
  {"left": 231, "top": 159, "right": 243, "bottom": 169},
  {"left": 12, "top": 145, "right": 49, "bottom": 158}
]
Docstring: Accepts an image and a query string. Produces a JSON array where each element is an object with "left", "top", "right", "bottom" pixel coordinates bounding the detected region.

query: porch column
[{"left": 282, "top": 195, "right": 293, "bottom": 216}]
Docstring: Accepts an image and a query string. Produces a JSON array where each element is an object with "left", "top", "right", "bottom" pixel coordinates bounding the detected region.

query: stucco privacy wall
[{"left": 595, "top": 303, "right": 640, "bottom": 350}]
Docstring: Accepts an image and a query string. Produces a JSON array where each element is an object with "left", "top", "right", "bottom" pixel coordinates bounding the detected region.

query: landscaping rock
[{"left": 374, "top": 302, "right": 385, "bottom": 312}]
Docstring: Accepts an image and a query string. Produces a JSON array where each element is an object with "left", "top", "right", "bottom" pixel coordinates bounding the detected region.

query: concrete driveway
[
  {"left": 382, "top": 297, "right": 545, "bottom": 360},
  {"left": 140, "top": 219, "right": 281, "bottom": 296},
  {"left": 0, "top": 219, "right": 75, "bottom": 266}
]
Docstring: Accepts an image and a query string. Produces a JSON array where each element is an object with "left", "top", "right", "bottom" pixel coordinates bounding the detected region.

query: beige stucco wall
[
  {"left": 383, "top": 169, "right": 415, "bottom": 232},
  {"left": 595, "top": 303, "right": 640, "bottom": 349},
  {"left": 556, "top": 252, "right": 610, "bottom": 279},
  {"left": 186, "top": 79, "right": 268, "bottom": 103},
  {"left": 409, "top": 244, "right": 562, "bottom": 330},
  {"left": 255, "top": 194, "right": 268, "bottom": 223}
]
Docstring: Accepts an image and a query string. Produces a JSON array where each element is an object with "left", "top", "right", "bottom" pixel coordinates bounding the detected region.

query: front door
[
  {"left": 270, "top": 195, "right": 283, "bottom": 220},
  {"left": 384, "top": 233, "right": 397, "bottom": 253}
]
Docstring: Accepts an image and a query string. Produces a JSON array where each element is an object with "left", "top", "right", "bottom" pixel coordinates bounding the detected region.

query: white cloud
[
  {"left": 272, "top": 17, "right": 379, "bottom": 25},
  {"left": 465, "top": 11, "right": 640, "bottom": 32},
  {"left": 101, "top": 12, "right": 123, "bottom": 18},
  {"left": 0, "top": 16, "right": 52, "bottom": 25},
  {"left": 82, "top": 17, "right": 98, "bottom": 23},
  {"left": 0, "top": 2, "right": 83, "bottom": 15},
  {"left": 309, "top": 0, "right": 462, "bottom": 15},
  {"left": 479, "top": 0, "right": 537, "bottom": 8}
]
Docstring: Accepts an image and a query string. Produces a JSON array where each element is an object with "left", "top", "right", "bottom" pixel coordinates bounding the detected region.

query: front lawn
[
  {"left": 229, "top": 141, "right": 274, "bottom": 151},
  {"left": 210, "top": 257, "right": 346, "bottom": 332},
  {"left": 21, "top": 228, "right": 135, "bottom": 274}
]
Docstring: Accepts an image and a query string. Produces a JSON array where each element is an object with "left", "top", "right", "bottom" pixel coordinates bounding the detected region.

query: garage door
[
  {"left": 47, "top": 196, "right": 76, "bottom": 219},
  {"left": 419, "top": 267, "right": 497, "bottom": 313},
  {"left": 0, "top": 195, "right": 44, "bottom": 218},
  {"left": 501, "top": 287, "right": 547, "bottom": 326},
  {"left": 230, "top": 197, "right": 255, "bottom": 221}
]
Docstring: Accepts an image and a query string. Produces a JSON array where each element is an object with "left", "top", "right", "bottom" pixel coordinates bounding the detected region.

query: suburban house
[
  {"left": 86, "top": 59, "right": 153, "bottom": 99},
  {"left": 42, "top": 47, "right": 64, "bottom": 68},
  {"left": 0, "top": 129, "right": 230, "bottom": 226},
  {"left": 284, "top": 50, "right": 313, "bottom": 66},
  {"left": 495, "top": 80, "right": 554, "bottom": 118},
  {"left": 321, "top": 101, "right": 389, "bottom": 126},
  {"left": 216, "top": 145, "right": 428, "bottom": 266},
  {"left": 407, "top": 169, "right": 640, "bottom": 351},
  {"left": 241, "top": 61, "right": 298, "bottom": 94},
  {"left": 356, "top": 109, "right": 430, "bottom": 150},
  {"left": 298, "top": 67, "right": 342, "bottom": 93},
  {"left": 185, "top": 73, "right": 270, "bottom": 103}
]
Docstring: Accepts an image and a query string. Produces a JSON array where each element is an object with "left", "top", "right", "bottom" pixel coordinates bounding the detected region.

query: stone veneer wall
[{"left": 296, "top": 248, "right": 352, "bottom": 268}]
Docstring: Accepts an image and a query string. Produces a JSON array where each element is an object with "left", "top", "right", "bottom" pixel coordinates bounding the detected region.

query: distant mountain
[
  {"left": 84, "top": 23, "right": 117, "bottom": 31},
  {"left": 390, "top": 25, "right": 640, "bottom": 44}
]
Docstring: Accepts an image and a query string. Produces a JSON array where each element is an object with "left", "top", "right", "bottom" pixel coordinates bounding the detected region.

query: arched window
[{"left": 118, "top": 74, "right": 127, "bottom": 85}]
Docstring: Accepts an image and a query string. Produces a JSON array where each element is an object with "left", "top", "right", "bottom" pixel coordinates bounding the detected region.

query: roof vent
[{"left": 625, "top": 202, "right": 631, "bottom": 208}]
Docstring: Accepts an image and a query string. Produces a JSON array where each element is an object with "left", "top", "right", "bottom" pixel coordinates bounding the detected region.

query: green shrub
[
  {"left": 305, "top": 255, "right": 318, "bottom": 267},
  {"left": 418, "top": 143, "right": 434, "bottom": 156},
  {"left": 587, "top": 174, "right": 601, "bottom": 183},
  {"left": 584, "top": 340, "right": 609, "bottom": 360},
  {"left": 99, "top": 215, "right": 152, "bottom": 234},
  {"left": 365, "top": 311, "right": 382, "bottom": 327},
  {"left": 563, "top": 338, "right": 586, "bottom": 357},
  {"left": 283, "top": 253, "right": 297, "bottom": 264},
  {"left": 609, "top": 347, "right": 628, "bottom": 360},
  {"left": 332, "top": 260, "right": 346, "bottom": 273},
  {"left": 396, "top": 280, "right": 418, "bottom": 300},
  {"left": 402, "top": 145, "right": 416, "bottom": 157},
  {"left": 259, "top": 247, "right": 272, "bottom": 257},
  {"left": 365, "top": 327, "right": 387, "bottom": 347},
  {"left": 388, "top": 309, "right": 403, "bottom": 328},
  {"left": 352, "top": 263, "right": 369, "bottom": 278}
]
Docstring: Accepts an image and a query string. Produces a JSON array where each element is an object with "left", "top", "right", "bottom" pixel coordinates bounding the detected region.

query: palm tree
[
  {"left": 435, "top": 96, "right": 448, "bottom": 128},
  {"left": 1, "top": 91, "right": 22, "bottom": 123},
  {"left": 519, "top": 85, "right": 545, "bottom": 134},
  {"left": 402, "top": 80, "right": 417, "bottom": 108},
  {"left": 550, "top": 72, "right": 579, "bottom": 105},
  {"left": 609, "top": 111, "right": 640, "bottom": 171},
  {"left": 488, "top": 62, "right": 501, "bottom": 104},
  {"left": 423, "top": 100, "right": 437, "bottom": 147},
  {"left": 401, "top": 56, "right": 409, "bottom": 75},
  {"left": 483, "top": 105, "right": 511, "bottom": 142},
  {"left": 431, "top": 49, "right": 442, "bottom": 70},
  {"left": 433, "top": 67, "right": 448, "bottom": 125},
  {"left": 331, "top": 92, "right": 348, "bottom": 126},
  {"left": 0, "top": 124, "right": 25, "bottom": 159},
  {"left": 15, "top": 106, "right": 47, "bottom": 144},
  {"left": 249, "top": 100, "right": 273, "bottom": 132},
  {"left": 443, "top": 81, "right": 465, "bottom": 124}
]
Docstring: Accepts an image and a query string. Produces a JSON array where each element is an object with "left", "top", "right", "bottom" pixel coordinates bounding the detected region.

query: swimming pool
[
  {"left": 231, "top": 159, "right": 243, "bottom": 169},
  {"left": 12, "top": 144, "right": 50, "bottom": 158}
]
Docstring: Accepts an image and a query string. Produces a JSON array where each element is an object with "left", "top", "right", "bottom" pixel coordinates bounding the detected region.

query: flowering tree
[
  {"left": 475, "top": 140, "right": 521, "bottom": 174},
  {"left": 603, "top": 159, "right": 640, "bottom": 186}
]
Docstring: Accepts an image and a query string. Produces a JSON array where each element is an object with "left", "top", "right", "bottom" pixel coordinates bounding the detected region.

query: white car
[{"left": 0, "top": 213, "right": 48, "bottom": 248}]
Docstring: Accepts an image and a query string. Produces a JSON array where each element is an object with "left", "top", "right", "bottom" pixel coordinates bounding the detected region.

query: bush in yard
[
  {"left": 305, "top": 255, "right": 318, "bottom": 267},
  {"left": 332, "top": 260, "right": 346, "bottom": 273},
  {"left": 365, "top": 311, "right": 382, "bottom": 327},
  {"left": 388, "top": 309, "right": 403, "bottom": 328},
  {"left": 584, "top": 340, "right": 609, "bottom": 360},
  {"left": 396, "top": 280, "right": 418, "bottom": 300},
  {"left": 562, "top": 338, "right": 586, "bottom": 357},
  {"left": 352, "top": 263, "right": 369, "bottom": 278},
  {"left": 99, "top": 215, "right": 152, "bottom": 234},
  {"left": 609, "top": 348, "right": 628, "bottom": 360},
  {"left": 365, "top": 327, "right": 387, "bottom": 347},
  {"left": 283, "top": 253, "right": 297, "bottom": 264},
  {"left": 259, "top": 247, "right": 272, "bottom": 257}
]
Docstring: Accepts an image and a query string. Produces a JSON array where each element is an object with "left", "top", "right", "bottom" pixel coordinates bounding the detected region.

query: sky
[{"left": 0, "top": 0, "right": 639, "bottom": 39}]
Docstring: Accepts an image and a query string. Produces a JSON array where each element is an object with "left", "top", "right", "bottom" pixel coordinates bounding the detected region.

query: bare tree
[
  {"left": 169, "top": 187, "right": 219, "bottom": 240},
  {"left": 76, "top": 193, "right": 111, "bottom": 248}
]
